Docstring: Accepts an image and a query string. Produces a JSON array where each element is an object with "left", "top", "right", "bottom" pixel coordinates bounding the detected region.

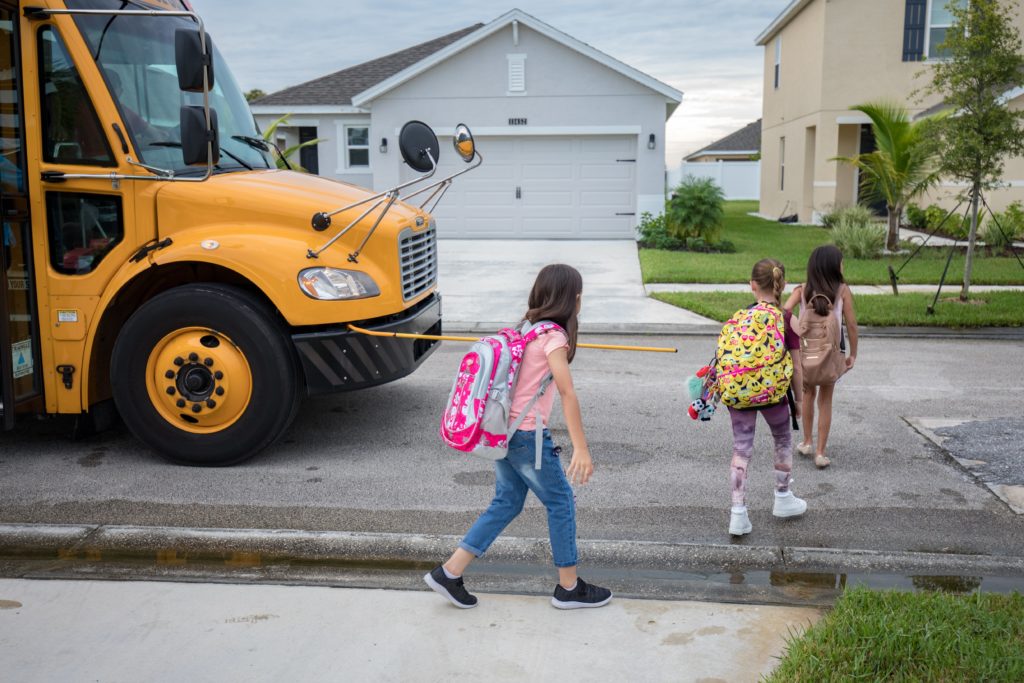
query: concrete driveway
[{"left": 436, "top": 239, "right": 716, "bottom": 333}]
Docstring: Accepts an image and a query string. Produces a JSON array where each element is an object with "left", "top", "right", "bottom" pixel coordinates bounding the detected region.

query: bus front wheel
[{"left": 111, "top": 284, "right": 301, "bottom": 466}]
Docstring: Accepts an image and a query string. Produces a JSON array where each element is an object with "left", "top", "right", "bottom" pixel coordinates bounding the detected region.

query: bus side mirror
[
  {"left": 453, "top": 123, "right": 475, "bottom": 162},
  {"left": 175, "top": 28, "right": 215, "bottom": 93},
  {"left": 398, "top": 120, "right": 439, "bottom": 173},
  {"left": 180, "top": 106, "right": 220, "bottom": 166}
]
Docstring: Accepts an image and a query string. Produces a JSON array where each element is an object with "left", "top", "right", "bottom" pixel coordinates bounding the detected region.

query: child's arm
[
  {"left": 842, "top": 286, "right": 858, "bottom": 370},
  {"left": 783, "top": 285, "right": 802, "bottom": 314},
  {"left": 790, "top": 348, "right": 803, "bottom": 415},
  {"left": 547, "top": 346, "right": 593, "bottom": 485}
]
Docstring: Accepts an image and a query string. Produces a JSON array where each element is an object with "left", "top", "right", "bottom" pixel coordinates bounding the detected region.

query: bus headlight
[{"left": 298, "top": 268, "right": 381, "bottom": 300}]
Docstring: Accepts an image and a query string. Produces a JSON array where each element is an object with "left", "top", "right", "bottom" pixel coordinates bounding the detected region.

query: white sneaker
[
  {"left": 729, "top": 508, "right": 752, "bottom": 536},
  {"left": 773, "top": 491, "right": 808, "bottom": 518},
  {"left": 795, "top": 442, "right": 814, "bottom": 456}
]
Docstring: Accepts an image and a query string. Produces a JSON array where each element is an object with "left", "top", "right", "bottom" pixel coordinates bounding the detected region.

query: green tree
[
  {"left": 244, "top": 88, "right": 266, "bottom": 102},
  {"left": 834, "top": 102, "right": 942, "bottom": 251},
  {"left": 925, "top": 0, "right": 1024, "bottom": 300},
  {"left": 260, "top": 114, "right": 325, "bottom": 172}
]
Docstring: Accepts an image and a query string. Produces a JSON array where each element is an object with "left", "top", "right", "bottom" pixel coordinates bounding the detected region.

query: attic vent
[{"left": 507, "top": 54, "right": 526, "bottom": 94}]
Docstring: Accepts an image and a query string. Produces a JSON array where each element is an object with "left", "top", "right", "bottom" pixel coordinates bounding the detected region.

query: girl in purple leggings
[{"left": 727, "top": 259, "right": 807, "bottom": 536}]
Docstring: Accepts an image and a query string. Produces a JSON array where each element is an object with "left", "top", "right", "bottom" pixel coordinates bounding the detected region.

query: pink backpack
[{"left": 440, "top": 321, "right": 563, "bottom": 469}]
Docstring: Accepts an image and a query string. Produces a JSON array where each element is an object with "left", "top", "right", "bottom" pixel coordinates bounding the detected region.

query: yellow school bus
[{"left": 0, "top": 0, "right": 478, "bottom": 464}]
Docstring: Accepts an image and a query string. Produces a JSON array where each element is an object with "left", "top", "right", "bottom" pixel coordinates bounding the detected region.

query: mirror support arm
[
  {"left": 399, "top": 151, "right": 483, "bottom": 203},
  {"left": 311, "top": 152, "right": 438, "bottom": 231}
]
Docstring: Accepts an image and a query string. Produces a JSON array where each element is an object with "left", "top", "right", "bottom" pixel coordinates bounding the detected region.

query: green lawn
[
  {"left": 766, "top": 587, "right": 1024, "bottom": 682},
  {"left": 652, "top": 290, "right": 1024, "bottom": 327},
  {"left": 640, "top": 201, "right": 1024, "bottom": 286}
]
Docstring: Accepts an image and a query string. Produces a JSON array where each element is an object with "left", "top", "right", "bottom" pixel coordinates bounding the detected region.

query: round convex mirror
[
  {"left": 399, "top": 120, "right": 440, "bottom": 173},
  {"left": 453, "top": 123, "right": 475, "bottom": 163}
]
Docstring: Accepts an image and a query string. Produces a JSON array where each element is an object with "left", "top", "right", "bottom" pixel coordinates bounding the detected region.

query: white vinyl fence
[{"left": 667, "top": 160, "right": 760, "bottom": 200}]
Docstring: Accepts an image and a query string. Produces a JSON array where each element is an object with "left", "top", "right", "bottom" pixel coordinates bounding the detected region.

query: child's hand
[{"left": 566, "top": 447, "right": 594, "bottom": 485}]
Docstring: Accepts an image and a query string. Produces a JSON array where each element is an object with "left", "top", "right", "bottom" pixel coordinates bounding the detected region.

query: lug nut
[
  {"left": 206, "top": 399, "right": 216, "bottom": 409},
  {"left": 188, "top": 352, "right": 199, "bottom": 362},
  {"left": 191, "top": 404, "right": 202, "bottom": 413},
  {"left": 166, "top": 387, "right": 175, "bottom": 396},
  {"left": 214, "top": 371, "right": 224, "bottom": 380},
  {"left": 215, "top": 387, "right": 225, "bottom": 396},
  {"left": 165, "top": 370, "right": 175, "bottom": 379},
  {"left": 176, "top": 399, "right": 186, "bottom": 408},
  {"left": 173, "top": 357, "right": 184, "bottom": 366},
  {"left": 204, "top": 358, "right": 214, "bottom": 367}
]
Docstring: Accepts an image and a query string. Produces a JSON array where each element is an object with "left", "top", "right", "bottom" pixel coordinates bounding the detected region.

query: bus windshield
[{"left": 69, "top": 0, "right": 273, "bottom": 174}]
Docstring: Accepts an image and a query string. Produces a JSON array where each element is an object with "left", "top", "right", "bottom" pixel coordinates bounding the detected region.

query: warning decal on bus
[{"left": 12, "top": 339, "right": 33, "bottom": 379}]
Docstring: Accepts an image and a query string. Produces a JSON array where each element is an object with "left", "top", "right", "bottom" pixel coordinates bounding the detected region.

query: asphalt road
[{"left": 1, "top": 334, "right": 1022, "bottom": 560}]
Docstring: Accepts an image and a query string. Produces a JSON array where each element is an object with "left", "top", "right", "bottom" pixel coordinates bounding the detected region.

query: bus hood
[{"left": 153, "top": 169, "right": 425, "bottom": 245}]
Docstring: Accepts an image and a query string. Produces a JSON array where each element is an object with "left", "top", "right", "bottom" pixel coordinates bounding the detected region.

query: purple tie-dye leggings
[{"left": 727, "top": 403, "right": 792, "bottom": 507}]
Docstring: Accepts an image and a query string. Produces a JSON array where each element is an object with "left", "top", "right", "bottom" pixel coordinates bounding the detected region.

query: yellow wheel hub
[{"left": 145, "top": 327, "right": 253, "bottom": 434}]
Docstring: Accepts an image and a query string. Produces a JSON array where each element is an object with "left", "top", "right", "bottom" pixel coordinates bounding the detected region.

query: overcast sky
[{"left": 191, "top": 0, "right": 781, "bottom": 165}]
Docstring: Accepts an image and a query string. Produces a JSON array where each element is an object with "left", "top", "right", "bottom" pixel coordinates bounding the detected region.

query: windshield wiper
[
  {"left": 234, "top": 135, "right": 289, "bottom": 170},
  {"left": 231, "top": 135, "right": 269, "bottom": 152},
  {"left": 150, "top": 140, "right": 254, "bottom": 171}
]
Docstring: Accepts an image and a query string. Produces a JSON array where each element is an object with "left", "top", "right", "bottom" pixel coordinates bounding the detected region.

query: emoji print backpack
[{"left": 713, "top": 302, "right": 793, "bottom": 410}]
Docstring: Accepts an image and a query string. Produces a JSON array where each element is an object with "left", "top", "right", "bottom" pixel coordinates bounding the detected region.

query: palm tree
[
  {"left": 835, "top": 102, "right": 943, "bottom": 251},
  {"left": 260, "top": 114, "right": 325, "bottom": 172}
]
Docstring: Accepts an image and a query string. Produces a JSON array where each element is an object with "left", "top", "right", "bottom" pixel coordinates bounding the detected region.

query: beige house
[
  {"left": 684, "top": 120, "right": 761, "bottom": 163},
  {"left": 756, "top": 0, "right": 1024, "bottom": 223}
]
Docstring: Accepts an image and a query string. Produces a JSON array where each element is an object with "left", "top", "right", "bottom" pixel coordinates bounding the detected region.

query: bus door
[{"left": 1, "top": 2, "right": 39, "bottom": 430}]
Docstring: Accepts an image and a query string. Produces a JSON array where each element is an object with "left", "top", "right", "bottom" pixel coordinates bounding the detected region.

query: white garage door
[{"left": 404, "top": 135, "right": 637, "bottom": 238}]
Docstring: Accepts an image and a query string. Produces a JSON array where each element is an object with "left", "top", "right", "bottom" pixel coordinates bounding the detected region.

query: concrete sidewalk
[
  {"left": 437, "top": 239, "right": 716, "bottom": 332},
  {"left": 0, "top": 577, "right": 818, "bottom": 682}
]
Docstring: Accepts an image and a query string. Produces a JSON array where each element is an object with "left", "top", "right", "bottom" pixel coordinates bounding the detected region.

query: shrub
[
  {"left": 636, "top": 211, "right": 684, "bottom": 250},
  {"left": 982, "top": 201, "right": 1024, "bottom": 252},
  {"left": 921, "top": 204, "right": 971, "bottom": 238},
  {"left": 831, "top": 204, "right": 876, "bottom": 230},
  {"left": 666, "top": 177, "right": 724, "bottom": 242},
  {"left": 819, "top": 205, "right": 842, "bottom": 229},
  {"left": 831, "top": 221, "right": 886, "bottom": 258},
  {"left": 905, "top": 203, "right": 928, "bottom": 229}
]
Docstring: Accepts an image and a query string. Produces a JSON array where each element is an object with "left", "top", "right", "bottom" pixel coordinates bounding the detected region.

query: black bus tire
[{"left": 111, "top": 283, "right": 301, "bottom": 466}]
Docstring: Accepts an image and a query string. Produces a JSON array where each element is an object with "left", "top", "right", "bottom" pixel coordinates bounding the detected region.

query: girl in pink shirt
[{"left": 425, "top": 264, "right": 612, "bottom": 610}]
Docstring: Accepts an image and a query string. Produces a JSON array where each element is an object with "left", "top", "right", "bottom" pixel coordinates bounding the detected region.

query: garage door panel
[
  {"left": 521, "top": 163, "right": 573, "bottom": 180},
  {"left": 579, "top": 163, "right": 634, "bottom": 180},
  {"left": 429, "top": 134, "right": 636, "bottom": 238}
]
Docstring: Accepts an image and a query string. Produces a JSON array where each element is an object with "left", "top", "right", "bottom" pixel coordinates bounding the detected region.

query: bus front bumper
[{"left": 292, "top": 294, "right": 442, "bottom": 396}]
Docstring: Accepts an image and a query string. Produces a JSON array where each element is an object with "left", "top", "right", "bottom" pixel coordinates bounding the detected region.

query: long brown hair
[
  {"left": 751, "top": 258, "right": 786, "bottom": 303},
  {"left": 524, "top": 264, "right": 582, "bottom": 362},
  {"left": 805, "top": 245, "right": 844, "bottom": 316}
]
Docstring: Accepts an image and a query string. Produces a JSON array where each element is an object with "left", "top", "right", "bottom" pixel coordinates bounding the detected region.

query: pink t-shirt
[{"left": 508, "top": 330, "right": 569, "bottom": 431}]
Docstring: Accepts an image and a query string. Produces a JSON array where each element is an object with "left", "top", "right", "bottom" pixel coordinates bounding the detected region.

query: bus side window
[
  {"left": 46, "top": 192, "right": 123, "bottom": 275},
  {"left": 38, "top": 26, "right": 114, "bottom": 167}
]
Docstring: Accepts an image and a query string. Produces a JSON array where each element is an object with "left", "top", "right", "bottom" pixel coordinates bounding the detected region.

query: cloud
[{"left": 192, "top": 0, "right": 780, "bottom": 165}]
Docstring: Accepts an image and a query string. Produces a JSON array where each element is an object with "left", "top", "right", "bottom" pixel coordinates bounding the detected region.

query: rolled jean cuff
[
  {"left": 554, "top": 557, "right": 578, "bottom": 568},
  {"left": 457, "top": 540, "right": 485, "bottom": 558}
]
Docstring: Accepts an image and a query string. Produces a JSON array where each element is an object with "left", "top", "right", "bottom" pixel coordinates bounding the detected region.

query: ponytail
[{"left": 751, "top": 258, "right": 786, "bottom": 304}]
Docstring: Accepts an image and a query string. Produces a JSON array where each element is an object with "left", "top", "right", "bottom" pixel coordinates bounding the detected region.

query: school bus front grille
[{"left": 398, "top": 225, "right": 437, "bottom": 301}]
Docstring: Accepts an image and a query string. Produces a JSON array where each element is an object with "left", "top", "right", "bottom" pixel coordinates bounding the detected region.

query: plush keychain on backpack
[{"left": 686, "top": 364, "right": 718, "bottom": 421}]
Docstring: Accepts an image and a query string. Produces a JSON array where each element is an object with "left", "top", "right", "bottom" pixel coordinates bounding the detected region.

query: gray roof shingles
[
  {"left": 685, "top": 119, "right": 762, "bottom": 159},
  {"left": 252, "top": 24, "right": 484, "bottom": 107}
]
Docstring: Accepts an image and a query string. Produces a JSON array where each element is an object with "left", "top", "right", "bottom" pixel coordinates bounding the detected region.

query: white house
[{"left": 251, "top": 9, "right": 682, "bottom": 239}]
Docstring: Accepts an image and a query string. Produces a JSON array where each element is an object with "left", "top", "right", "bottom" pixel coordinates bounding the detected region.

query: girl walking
[
  {"left": 725, "top": 259, "right": 806, "bottom": 537},
  {"left": 425, "top": 264, "right": 612, "bottom": 610},
  {"left": 784, "top": 245, "right": 859, "bottom": 469}
]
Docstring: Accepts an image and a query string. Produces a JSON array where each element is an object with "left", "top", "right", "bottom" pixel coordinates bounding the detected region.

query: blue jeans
[{"left": 459, "top": 429, "right": 578, "bottom": 568}]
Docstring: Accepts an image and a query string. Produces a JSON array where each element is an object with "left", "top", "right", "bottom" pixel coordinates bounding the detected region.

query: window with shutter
[
  {"left": 507, "top": 54, "right": 526, "bottom": 94},
  {"left": 902, "top": 0, "right": 928, "bottom": 61}
]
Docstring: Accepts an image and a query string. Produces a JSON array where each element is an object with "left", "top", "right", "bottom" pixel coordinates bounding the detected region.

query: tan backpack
[{"left": 793, "top": 293, "right": 845, "bottom": 386}]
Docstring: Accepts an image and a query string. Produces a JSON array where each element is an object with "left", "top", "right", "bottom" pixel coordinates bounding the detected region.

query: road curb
[{"left": 2, "top": 523, "right": 1022, "bottom": 578}]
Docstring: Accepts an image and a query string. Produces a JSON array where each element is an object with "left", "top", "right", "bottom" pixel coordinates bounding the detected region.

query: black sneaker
[
  {"left": 424, "top": 565, "right": 478, "bottom": 609},
  {"left": 551, "top": 578, "right": 613, "bottom": 609}
]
